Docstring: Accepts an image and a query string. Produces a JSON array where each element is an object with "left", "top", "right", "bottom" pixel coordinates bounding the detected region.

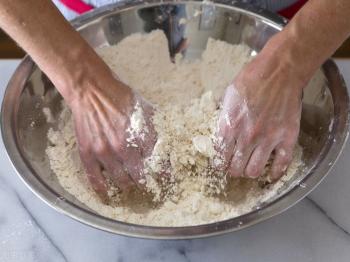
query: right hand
[
  {"left": 67, "top": 74, "right": 158, "bottom": 201},
  {"left": 214, "top": 47, "right": 304, "bottom": 180}
]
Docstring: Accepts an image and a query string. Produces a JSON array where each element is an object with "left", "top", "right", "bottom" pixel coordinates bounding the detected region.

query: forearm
[
  {"left": 261, "top": 0, "right": 350, "bottom": 83},
  {"left": 0, "top": 0, "right": 111, "bottom": 102}
]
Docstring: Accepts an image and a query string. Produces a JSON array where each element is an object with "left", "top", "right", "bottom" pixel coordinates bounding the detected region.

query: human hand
[
  {"left": 68, "top": 75, "right": 157, "bottom": 201},
  {"left": 215, "top": 51, "right": 305, "bottom": 180}
]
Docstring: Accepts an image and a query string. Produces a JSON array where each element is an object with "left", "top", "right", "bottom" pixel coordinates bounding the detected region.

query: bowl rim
[{"left": 1, "top": 0, "right": 349, "bottom": 239}]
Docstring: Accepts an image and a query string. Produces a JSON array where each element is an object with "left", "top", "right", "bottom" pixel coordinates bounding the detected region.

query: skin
[
  {"left": 216, "top": 0, "right": 350, "bottom": 179},
  {"left": 0, "top": 0, "right": 349, "bottom": 198},
  {"left": 0, "top": 0, "right": 158, "bottom": 200}
]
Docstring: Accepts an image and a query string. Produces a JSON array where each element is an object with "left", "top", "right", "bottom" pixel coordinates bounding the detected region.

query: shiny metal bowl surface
[{"left": 1, "top": 0, "right": 349, "bottom": 239}]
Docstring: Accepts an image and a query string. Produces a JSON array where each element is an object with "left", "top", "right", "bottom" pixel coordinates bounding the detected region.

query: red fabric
[
  {"left": 278, "top": 0, "right": 308, "bottom": 19},
  {"left": 59, "top": 0, "right": 94, "bottom": 14},
  {"left": 60, "top": 0, "right": 307, "bottom": 18}
]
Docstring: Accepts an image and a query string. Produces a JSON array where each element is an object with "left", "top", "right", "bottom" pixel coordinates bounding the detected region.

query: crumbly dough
[{"left": 46, "top": 30, "right": 303, "bottom": 226}]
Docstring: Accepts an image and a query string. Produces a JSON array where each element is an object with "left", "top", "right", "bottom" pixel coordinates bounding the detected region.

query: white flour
[
  {"left": 46, "top": 30, "right": 303, "bottom": 226},
  {"left": 126, "top": 102, "right": 147, "bottom": 148}
]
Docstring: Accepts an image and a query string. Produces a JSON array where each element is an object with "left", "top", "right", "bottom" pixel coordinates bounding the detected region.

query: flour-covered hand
[
  {"left": 215, "top": 50, "right": 304, "bottom": 180},
  {"left": 68, "top": 75, "right": 157, "bottom": 200}
]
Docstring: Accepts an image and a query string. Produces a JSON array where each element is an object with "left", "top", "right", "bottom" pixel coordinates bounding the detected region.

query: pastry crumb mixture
[{"left": 46, "top": 30, "right": 304, "bottom": 226}]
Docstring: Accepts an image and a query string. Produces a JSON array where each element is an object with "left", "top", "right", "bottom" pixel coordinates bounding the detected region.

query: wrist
[
  {"left": 260, "top": 30, "right": 320, "bottom": 87},
  {"left": 49, "top": 43, "right": 114, "bottom": 105}
]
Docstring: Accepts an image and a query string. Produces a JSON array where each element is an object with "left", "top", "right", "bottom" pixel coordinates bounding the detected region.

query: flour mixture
[{"left": 46, "top": 30, "right": 303, "bottom": 226}]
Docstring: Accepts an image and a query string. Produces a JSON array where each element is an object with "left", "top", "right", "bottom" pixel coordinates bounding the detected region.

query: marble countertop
[{"left": 1, "top": 59, "right": 350, "bottom": 262}]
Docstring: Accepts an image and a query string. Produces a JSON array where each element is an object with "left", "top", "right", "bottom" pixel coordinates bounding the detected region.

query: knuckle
[
  {"left": 245, "top": 167, "right": 256, "bottom": 178},
  {"left": 94, "top": 140, "right": 109, "bottom": 156},
  {"left": 111, "top": 138, "right": 125, "bottom": 153},
  {"left": 246, "top": 168, "right": 260, "bottom": 178},
  {"left": 275, "top": 150, "right": 293, "bottom": 167},
  {"left": 232, "top": 150, "right": 244, "bottom": 164},
  {"left": 264, "top": 126, "right": 282, "bottom": 143},
  {"left": 266, "top": 129, "right": 280, "bottom": 142},
  {"left": 220, "top": 113, "right": 241, "bottom": 133},
  {"left": 247, "top": 159, "right": 264, "bottom": 178},
  {"left": 229, "top": 158, "right": 244, "bottom": 176}
]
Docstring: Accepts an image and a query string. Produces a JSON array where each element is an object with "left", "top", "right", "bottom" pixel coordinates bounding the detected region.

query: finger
[
  {"left": 136, "top": 102, "right": 157, "bottom": 158},
  {"left": 215, "top": 89, "right": 249, "bottom": 171},
  {"left": 217, "top": 103, "right": 244, "bottom": 142},
  {"left": 213, "top": 133, "right": 237, "bottom": 171},
  {"left": 72, "top": 111, "right": 90, "bottom": 153},
  {"left": 97, "top": 152, "right": 134, "bottom": 191},
  {"left": 214, "top": 110, "right": 243, "bottom": 171},
  {"left": 122, "top": 99, "right": 164, "bottom": 186},
  {"left": 86, "top": 107, "right": 106, "bottom": 141},
  {"left": 228, "top": 141, "right": 255, "bottom": 178},
  {"left": 271, "top": 144, "right": 295, "bottom": 180},
  {"left": 86, "top": 103, "right": 146, "bottom": 191},
  {"left": 74, "top": 116, "right": 109, "bottom": 200},
  {"left": 120, "top": 145, "right": 147, "bottom": 189},
  {"left": 81, "top": 152, "right": 108, "bottom": 201},
  {"left": 245, "top": 143, "right": 275, "bottom": 178},
  {"left": 86, "top": 112, "right": 138, "bottom": 191}
]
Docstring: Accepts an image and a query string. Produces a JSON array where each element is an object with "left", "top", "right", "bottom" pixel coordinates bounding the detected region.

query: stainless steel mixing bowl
[{"left": 1, "top": 0, "right": 349, "bottom": 239}]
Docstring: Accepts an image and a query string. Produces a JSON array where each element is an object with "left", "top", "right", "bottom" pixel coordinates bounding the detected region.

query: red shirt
[{"left": 58, "top": 0, "right": 308, "bottom": 19}]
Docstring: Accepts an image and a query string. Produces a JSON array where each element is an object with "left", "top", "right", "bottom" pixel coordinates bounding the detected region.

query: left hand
[{"left": 67, "top": 74, "right": 158, "bottom": 200}]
